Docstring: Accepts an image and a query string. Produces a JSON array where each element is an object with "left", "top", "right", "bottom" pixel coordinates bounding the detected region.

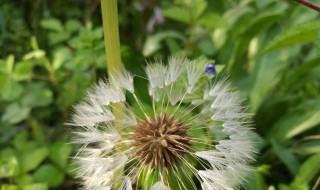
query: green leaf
[
  {"left": 256, "top": 0, "right": 276, "bottom": 9},
  {"left": 292, "top": 140, "right": 320, "bottom": 155},
  {"left": 0, "top": 60, "right": 7, "bottom": 74},
  {"left": 65, "top": 19, "right": 82, "bottom": 33},
  {"left": 0, "top": 75, "right": 24, "bottom": 101},
  {"left": 143, "top": 31, "right": 185, "bottom": 56},
  {"left": 30, "top": 119, "right": 46, "bottom": 144},
  {"left": 0, "top": 156, "right": 18, "bottom": 178},
  {"left": 68, "top": 27, "right": 103, "bottom": 49},
  {"left": 49, "top": 140, "right": 72, "bottom": 168},
  {"left": 316, "top": 30, "right": 320, "bottom": 58},
  {"left": 33, "top": 164, "right": 64, "bottom": 187},
  {"left": 22, "top": 184, "right": 48, "bottom": 190},
  {"left": 48, "top": 32, "right": 70, "bottom": 44},
  {"left": 12, "top": 132, "right": 28, "bottom": 151},
  {"left": 246, "top": 171, "right": 266, "bottom": 190},
  {"left": 49, "top": 32, "right": 70, "bottom": 45},
  {"left": 279, "top": 58, "right": 320, "bottom": 93},
  {"left": 293, "top": 153, "right": 320, "bottom": 184},
  {"left": 162, "top": 6, "right": 191, "bottom": 24},
  {"left": 15, "top": 174, "right": 33, "bottom": 186},
  {"left": 263, "top": 21, "right": 320, "bottom": 53},
  {"left": 65, "top": 161, "right": 77, "bottom": 176},
  {"left": 197, "top": 13, "right": 228, "bottom": 29},
  {"left": 30, "top": 36, "right": 39, "bottom": 50},
  {"left": 279, "top": 183, "right": 307, "bottom": 190},
  {"left": 0, "top": 185, "right": 18, "bottom": 190},
  {"left": 23, "top": 50, "right": 45, "bottom": 60},
  {"left": 0, "top": 55, "right": 14, "bottom": 75},
  {"left": 40, "top": 18, "right": 64, "bottom": 32},
  {"left": 12, "top": 61, "right": 33, "bottom": 81},
  {"left": 1, "top": 103, "right": 30, "bottom": 124},
  {"left": 52, "top": 47, "right": 72, "bottom": 70},
  {"left": 20, "top": 147, "right": 48, "bottom": 173},
  {"left": 268, "top": 99, "right": 320, "bottom": 140},
  {"left": 0, "top": 124, "right": 18, "bottom": 146},
  {"left": 242, "top": 12, "right": 283, "bottom": 37},
  {"left": 5, "top": 55, "right": 14, "bottom": 74},
  {"left": 192, "top": 0, "right": 207, "bottom": 18},
  {"left": 21, "top": 83, "right": 53, "bottom": 108},
  {"left": 197, "top": 36, "right": 215, "bottom": 56},
  {"left": 289, "top": 183, "right": 309, "bottom": 190},
  {"left": 249, "top": 52, "right": 285, "bottom": 111},
  {"left": 271, "top": 139, "right": 300, "bottom": 175},
  {"left": 57, "top": 72, "right": 91, "bottom": 108},
  {"left": 165, "top": 38, "right": 182, "bottom": 54}
]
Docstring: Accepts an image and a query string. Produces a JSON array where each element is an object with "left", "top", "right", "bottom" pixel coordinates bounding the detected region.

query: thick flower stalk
[{"left": 70, "top": 57, "right": 257, "bottom": 190}]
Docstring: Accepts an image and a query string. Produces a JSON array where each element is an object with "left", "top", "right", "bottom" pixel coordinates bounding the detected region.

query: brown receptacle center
[{"left": 132, "top": 114, "right": 191, "bottom": 168}]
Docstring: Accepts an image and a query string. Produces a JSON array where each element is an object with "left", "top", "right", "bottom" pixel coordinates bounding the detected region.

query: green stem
[
  {"left": 101, "top": 0, "right": 123, "bottom": 74},
  {"left": 100, "top": 2, "right": 125, "bottom": 189}
]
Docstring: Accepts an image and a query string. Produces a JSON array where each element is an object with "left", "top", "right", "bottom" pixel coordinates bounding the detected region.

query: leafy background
[{"left": 0, "top": 0, "right": 320, "bottom": 189}]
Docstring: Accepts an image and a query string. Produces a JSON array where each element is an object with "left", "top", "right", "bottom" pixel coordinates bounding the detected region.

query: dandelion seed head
[
  {"left": 69, "top": 57, "right": 257, "bottom": 190},
  {"left": 132, "top": 114, "right": 190, "bottom": 168}
]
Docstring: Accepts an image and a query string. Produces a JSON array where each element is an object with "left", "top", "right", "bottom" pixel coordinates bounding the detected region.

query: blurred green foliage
[{"left": 0, "top": 0, "right": 319, "bottom": 189}]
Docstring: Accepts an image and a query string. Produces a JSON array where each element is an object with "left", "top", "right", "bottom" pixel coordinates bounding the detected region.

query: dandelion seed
[{"left": 69, "top": 57, "right": 257, "bottom": 190}]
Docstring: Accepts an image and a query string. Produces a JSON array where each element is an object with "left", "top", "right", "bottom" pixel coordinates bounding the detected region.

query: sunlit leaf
[{"left": 263, "top": 21, "right": 320, "bottom": 53}]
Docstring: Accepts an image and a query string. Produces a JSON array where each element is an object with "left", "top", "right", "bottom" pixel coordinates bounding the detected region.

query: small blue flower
[{"left": 204, "top": 63, "right": 216, "bottom": 77}]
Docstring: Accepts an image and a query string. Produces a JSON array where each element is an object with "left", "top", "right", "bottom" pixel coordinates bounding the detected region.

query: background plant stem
[
  {"left": 101, "top": 0, "right": 123, "bottom": 75},
  {"left": 293, "top": 0, "right": 320, "bottom": 12}
]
